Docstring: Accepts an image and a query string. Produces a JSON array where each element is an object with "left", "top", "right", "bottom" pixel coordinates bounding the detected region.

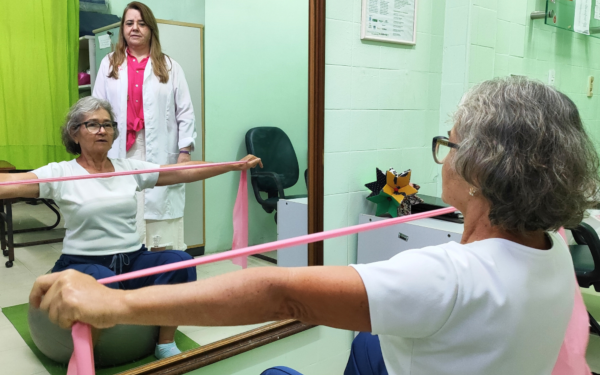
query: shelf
[
  {"left": 532, "top": 0, "right": 600, "bottom": 38},
  {"left": 79, "top": 35, "right": 94, "bottom": 50}
]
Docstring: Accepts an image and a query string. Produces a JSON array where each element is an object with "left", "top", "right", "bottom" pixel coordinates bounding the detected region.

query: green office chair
[
  {"left": 245, "top": 127, "right": 307, "bottom": 222},
  {"left": 569, "top": 222, "right": 600, "bottom": 335}
]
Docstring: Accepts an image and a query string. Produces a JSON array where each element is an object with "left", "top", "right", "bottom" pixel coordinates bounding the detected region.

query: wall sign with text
[{"left": 361, "top": 0, "right": 418, "bottom": 45}]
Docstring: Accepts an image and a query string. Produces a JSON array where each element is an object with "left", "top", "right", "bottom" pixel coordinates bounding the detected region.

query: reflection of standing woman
[{"left": 93, "top": 2, "right": 196, "bottom": 250}]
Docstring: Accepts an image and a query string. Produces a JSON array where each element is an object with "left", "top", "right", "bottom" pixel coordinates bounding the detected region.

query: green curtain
[{"left": 0, "top": 0, "right": 79, "bottom": 170}]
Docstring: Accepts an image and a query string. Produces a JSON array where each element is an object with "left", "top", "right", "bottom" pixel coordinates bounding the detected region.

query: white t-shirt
[
  {"left": 33, "top": 159, "right": 159, "bottom": 256},
  {"left": 351, "top": 232, "right": 575, "bottom": 375}
]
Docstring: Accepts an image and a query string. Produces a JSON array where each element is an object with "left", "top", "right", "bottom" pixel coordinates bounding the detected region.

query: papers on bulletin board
[
  {"left": 574, "top": 0, "right": 592, "bottom": 35},
  {"left": 361, "top": 0, "right": 417, "bottom": 45},
  {"left": 98, "top": 34, "right": 111, "bottom": 49}
]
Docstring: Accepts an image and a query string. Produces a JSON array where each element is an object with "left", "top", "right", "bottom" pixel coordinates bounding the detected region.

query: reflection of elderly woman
[
  {"left": 33, "top": 78, "right": 599, "bottom": 374},
  {"left": 1, "top": 97, "right": 260, "bottom": 359}
]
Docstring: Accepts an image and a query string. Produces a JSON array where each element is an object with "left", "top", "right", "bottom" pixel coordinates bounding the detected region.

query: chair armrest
[
  {"left": 250, "top": 177, "right": 268, "bottom": 206},
  {"left": 251, "top": 171, "right": 286, "bottom": 198}
]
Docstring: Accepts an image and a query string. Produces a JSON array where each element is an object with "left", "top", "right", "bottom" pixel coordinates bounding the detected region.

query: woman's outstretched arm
[
  {"left": 0, "top": 172, "right": 40, "bottom": 199},
  {"left": 30, "top": 265, "right": 371, "bottom": 332},
  {"left": 155, "top": 154, "right": 262, "bottom": 186}
]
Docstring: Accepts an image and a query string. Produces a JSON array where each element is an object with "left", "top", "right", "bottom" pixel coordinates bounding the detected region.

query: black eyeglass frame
[
  {"left": 432, "top": 136, "right": 460, "bottom": 165},
  {"left": 77, "top": 121, "right": 118, "bottom": 134}
]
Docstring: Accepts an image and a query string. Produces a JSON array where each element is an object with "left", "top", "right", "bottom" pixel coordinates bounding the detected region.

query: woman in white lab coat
[{"left": 93, "top": 1, "right": 195, "bottom": 250}]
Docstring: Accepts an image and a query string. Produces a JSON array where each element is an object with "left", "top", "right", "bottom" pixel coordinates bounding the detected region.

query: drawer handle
[{"left": 398, "top": 232, "right": 409, "bottom": 241}]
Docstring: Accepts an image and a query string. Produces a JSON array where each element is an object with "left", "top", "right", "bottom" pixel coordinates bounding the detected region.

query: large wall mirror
[{"left": 1, "top": 1, "right": 324, "bottom": 374}]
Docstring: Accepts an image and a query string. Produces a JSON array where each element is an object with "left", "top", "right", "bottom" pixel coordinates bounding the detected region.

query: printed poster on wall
[
  {"left": 574, "top": 0, "right": 592, "bottom": 34},
  {"left": 361, "top": 0, "right": 418, "bottom": 45}
]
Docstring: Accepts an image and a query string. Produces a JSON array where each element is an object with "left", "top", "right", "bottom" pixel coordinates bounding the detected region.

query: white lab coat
[{"left": 93, "top": 53, "right": 197, "bottom": 220}]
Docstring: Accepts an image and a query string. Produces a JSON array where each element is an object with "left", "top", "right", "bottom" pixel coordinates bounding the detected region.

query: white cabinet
[
  {"left": 357, "top": 215, "right": 464, "bottom": 264},
  {"left": 277, "top": 198, "right": 308, "bottom": 267}
]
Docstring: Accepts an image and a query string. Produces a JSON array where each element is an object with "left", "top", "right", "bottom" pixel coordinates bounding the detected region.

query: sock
[{"left": 155, "top": 342, "right": 181, "bottom": 359}]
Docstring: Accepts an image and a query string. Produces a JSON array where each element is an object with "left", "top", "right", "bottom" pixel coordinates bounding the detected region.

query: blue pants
[
  {"left": 260, "top": 332, "right": 388, "bottom": 375},
  {"left": 51, "top": 246, "right": 197, "bottom": 289}
]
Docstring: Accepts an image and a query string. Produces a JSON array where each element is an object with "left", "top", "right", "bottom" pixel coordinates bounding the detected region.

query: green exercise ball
[{"left": 28, "top": 307, "right": 159, "bottom": 367}]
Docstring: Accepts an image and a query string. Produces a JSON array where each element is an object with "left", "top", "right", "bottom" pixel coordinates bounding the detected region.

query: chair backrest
[
  {"left": 570, "top": 222, "right": 600, "bottom": 291},
  {"left": 245, "top": 127, "right": 300, "bottom": 192}
]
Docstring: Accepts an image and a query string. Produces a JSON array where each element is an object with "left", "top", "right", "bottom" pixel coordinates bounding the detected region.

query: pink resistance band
[
  {"left": 554, "top": 229, "right": 591, "bottom": 375},
  {"left": 14, "top": 164, "right": 587, "bottom": 374},
  {"left": 0, "top": 161, "right": 246, "bottom": 187}
]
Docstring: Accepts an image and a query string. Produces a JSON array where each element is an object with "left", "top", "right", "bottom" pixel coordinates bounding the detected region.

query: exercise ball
[{"left": 28, "top": 307, "right": 159, "bottom": 367}]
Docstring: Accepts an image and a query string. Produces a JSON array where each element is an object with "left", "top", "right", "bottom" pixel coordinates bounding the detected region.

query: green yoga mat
[{"left": 2, "top": 303, "right": 200, "bottom": 375}]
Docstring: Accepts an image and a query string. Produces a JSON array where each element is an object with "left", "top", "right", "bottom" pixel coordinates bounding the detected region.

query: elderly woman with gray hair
[
  {"left": 31, "top": 77, "right": 599, "bottom": 374},
  {"left": 0, "top": 96, "right": 261, "bottom": 359}
]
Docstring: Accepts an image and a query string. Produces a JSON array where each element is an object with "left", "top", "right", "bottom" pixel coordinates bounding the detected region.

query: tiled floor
[{"left": 0, "top": 201, "right": 276, "bottom": 375}]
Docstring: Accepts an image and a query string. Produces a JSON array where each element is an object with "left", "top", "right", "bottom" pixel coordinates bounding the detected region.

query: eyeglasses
[
  {"left": 432, "top": 136, "right": 460, "bottom": 164},
  {"left": 78, "top": 121, "right": 117, "bottom": 134}
]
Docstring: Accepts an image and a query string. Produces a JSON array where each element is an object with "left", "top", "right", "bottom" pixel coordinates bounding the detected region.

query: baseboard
[
  {"left": 185, "top": 247, "right": 275, "bottom": 263},
  {"left": 186, "top": 246, "right": 205, "bottom": 257},
  {"left": 251, "top": 254, "right": 277, "bottom": 264}
]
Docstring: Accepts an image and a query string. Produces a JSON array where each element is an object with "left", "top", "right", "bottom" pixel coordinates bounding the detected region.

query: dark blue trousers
[
  {"left": 344, "top": 332, "right": 388, "bottom": 375},
  {"left": 51, "top": 246, "right": 197, "bottom": 289},
  {"left": 260, "top": 332, "right": 388, "bottom": 375}
]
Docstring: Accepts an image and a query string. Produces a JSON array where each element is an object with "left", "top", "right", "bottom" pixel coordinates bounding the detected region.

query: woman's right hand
[
  {"left": 236, "top": 155, "right": 263, "bottom": 171},
  {"left": 30, "top": 270, "right": 124, "bottom": 329}
]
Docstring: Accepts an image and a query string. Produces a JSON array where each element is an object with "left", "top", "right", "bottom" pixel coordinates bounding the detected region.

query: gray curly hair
[
  {"left": 61, "top": 96, "right": 119, "bottom": 155},
  {"left": 452, "top": 77, "right": 600, "bottom": 233}
]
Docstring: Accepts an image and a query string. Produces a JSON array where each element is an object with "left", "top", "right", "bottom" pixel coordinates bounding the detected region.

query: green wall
[
  {"left": 109, "top": 0, "right": 205, "bottom": 24},
  {"left": 324, "top": 0, "right": 600, "bottom": 267},
  {"left": 323, "top": 0, "right": 447, "bottom": 266},
  {"left": 469, "top": 0, "right": 600, "bottom": 138},
  {"left": 437, "top": 0, "right": 600, "bottom": 186},
  {"left": 203, "top": 0, "right": 309, "bottom": 253}
]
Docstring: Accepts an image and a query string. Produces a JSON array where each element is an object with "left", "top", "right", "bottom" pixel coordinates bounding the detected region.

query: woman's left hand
[{"left": 237, "top": 155, "right": 263, "bottom": 170}]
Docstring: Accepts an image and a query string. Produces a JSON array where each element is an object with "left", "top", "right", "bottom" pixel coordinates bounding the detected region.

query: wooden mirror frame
[{"left": 116, "top": 1, "right": 325, "bottom": 373}]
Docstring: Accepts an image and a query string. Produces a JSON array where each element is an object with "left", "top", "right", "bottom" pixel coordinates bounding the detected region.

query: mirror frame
[{"left": 117, "top": 0, "right": 325, "bottom": 373}]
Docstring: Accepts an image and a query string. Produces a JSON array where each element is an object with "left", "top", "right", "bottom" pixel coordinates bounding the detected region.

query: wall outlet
[
  {"left": 588, "top": 76, "right": 594, "bottom": 97},
  {"left": 548, "top": 69, "right": 556, "bottom": 86}
]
